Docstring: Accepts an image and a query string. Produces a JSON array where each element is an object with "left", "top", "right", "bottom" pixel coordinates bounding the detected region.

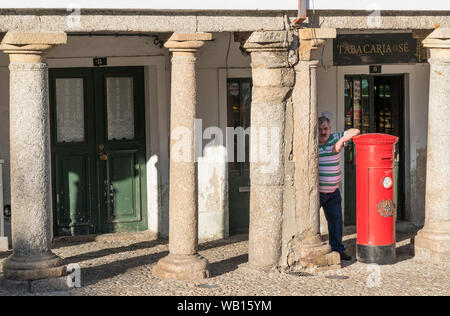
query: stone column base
[
  {"left": 298, "top": 242, "right": 341, "bottom": 273},
  {"left": 0, "top": 274, "right": 73, "bottom": 294},
  {"left": 287, "top": 237, "right": 341, "bottom": 274},
  {"left": 0, "top": 276, "right": 72, "bottom": 295},
  {"left": 152, "top": 254, "right": 210, "bottom": 281},
  {"left": 415, "top": 228, "right": 450, "bottom": 264},
  {"left": 2, "top": 253, "right": 66, "bottom": 281}
]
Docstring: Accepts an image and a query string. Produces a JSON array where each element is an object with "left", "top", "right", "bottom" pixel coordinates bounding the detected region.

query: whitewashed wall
[{"left": 197, "top": 34, "right": 251, "bottom": 239}]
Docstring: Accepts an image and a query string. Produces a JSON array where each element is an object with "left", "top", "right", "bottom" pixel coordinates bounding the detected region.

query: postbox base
[{"left": 357, "top": 244, "right": 396, "bottom": 265}]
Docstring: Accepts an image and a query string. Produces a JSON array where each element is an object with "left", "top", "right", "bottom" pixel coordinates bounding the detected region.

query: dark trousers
[{"left": 320, "top": 189, "right": 345, "bottom": 254}]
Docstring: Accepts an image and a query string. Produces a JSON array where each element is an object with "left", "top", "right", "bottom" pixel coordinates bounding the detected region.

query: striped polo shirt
[{"left": 319, "top": 132, "right": 346, "bottom": 194}]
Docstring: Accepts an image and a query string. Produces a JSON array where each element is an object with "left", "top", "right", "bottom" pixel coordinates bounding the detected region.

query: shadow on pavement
[
  {"left": 79, "top": 250, "right": 170, "bottom": 287},
  {"left": 61, "top": 234, "right": 248, "bottom": 266},
  {"left": 58, "top": 234, "right": 249, "bottom": 286},
  {"left": 63, "top": 240, "right": 166, "bottom": 264},
  {"left": 209, "top": 254, "right": 248, "bottom": 277}
]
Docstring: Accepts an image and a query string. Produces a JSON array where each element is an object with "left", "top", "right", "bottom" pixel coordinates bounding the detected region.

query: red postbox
[{"left": 353, "top": 134, "right": 399, "bottom": 265}]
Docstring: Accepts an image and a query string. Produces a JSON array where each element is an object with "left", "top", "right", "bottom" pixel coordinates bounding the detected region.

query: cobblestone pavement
[{"left": 0, "top": 231, "right": 448, "bottom": 296}]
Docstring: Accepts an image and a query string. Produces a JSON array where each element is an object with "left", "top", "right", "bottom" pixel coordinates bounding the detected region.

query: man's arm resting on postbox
[{"left": 333, "top": 129, "right": 361, "bottom": 153}]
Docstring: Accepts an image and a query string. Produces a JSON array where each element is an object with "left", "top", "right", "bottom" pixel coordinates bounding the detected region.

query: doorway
[
  {"left": 227, "top": 78, "right": 252, "bottom": 235},
  {"left": 344, "top": 75, "right": 405, "bottom": 225},
  {"left": 49, "top": 67, "right": 148, "bottom": 236}
]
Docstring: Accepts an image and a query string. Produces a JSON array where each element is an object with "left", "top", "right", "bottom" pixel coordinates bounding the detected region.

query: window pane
[
  {"left": 361, "top": 79, "right": 370, "bottom": 134},
  {"left": 107, "top": 77, "right": 135, "bottom": 141},
  {"left": 353, "top": 79, "right": 362, "bottom": 131},
  {"left": 56, "top": 78, "right": 85, "bottom": 143}
]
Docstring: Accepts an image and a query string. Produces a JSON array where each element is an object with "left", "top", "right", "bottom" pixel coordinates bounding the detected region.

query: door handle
[{"left": 98, "top": 144, "right": 108, "bottom": 161}]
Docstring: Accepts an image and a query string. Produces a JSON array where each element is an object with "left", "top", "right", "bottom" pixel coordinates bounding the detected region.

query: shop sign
[{"left": 334, "top": 34, "right": 424, "bottom": 66}]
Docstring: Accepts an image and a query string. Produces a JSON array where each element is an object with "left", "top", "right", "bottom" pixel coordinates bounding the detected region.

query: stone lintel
[
  {"left": 299, "top": 28, "right": 336, "bottom": 61},
  {"left": 298, "top": 28, "right": 337, "bottom": 41}
]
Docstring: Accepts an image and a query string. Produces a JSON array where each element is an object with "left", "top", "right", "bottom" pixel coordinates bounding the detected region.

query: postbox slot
[{"left": 380, "top": 156, "right": 393, "bottom": 162}]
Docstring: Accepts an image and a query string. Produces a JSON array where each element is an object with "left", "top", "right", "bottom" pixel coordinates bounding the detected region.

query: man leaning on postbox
[{"left": 318, "top": 115, "right": 360, "bottom": 261}]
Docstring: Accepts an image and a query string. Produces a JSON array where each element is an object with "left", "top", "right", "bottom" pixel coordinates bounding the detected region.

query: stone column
[
  {"left": 0, "top": 32, "right": 67, "bottom": 280},
  {"left": 288, "top": 28, "right": 341, "bottom": 272},
  {"left": 152, "top": 33, "right": 212, "bottom": 281},
  {"left": 415, "top": 28, "right": 450, "bottom": 264},
  {"left": 244, "top": 31, "right": 294, "bottom": 271}
]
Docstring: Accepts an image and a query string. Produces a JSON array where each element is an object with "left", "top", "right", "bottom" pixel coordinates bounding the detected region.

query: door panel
[
  {"left": 106, "top": 150, "right": 142, "bottom": 223},
  {"left": 54, "top": 153, "right": 95, "bottom": 236},
  {"left": 50, "top": 67, "right": 147, "bottom": 236}
]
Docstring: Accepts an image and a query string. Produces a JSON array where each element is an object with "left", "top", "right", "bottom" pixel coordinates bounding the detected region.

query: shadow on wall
[{"left": 410, "top": 147, "right": 427, "bottom": 226}]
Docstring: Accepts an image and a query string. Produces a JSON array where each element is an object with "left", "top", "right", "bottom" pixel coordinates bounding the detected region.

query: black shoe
[{"left": 340, "top": 252, "right": 352, "bottom": 261}]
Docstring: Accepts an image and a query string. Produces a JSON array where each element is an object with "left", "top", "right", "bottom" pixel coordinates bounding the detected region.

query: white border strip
[{"left": 1, "top": 0, "right": 449, "bottom": 11}]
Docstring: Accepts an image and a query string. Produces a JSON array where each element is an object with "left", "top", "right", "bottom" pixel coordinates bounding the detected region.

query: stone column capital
[
  {"left": 164, "top": 33, "right": 212, "bottom": 54},
  {"left": 423, "top": 28, "right": 450, "bottom": 60},
  {"left": 423, "top": 28, "right": 450, "bottom": 48},
  {"left": 0, "top": 32, "right": 67, "bottom": 63},
  {"left": 243, "top": 31, "right": 290, "bottom": 52},
  {"left": 298, "top": 28, "right": 336, "bottom": 61}
]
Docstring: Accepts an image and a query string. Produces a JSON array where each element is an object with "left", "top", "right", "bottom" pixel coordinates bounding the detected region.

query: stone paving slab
[{"left": 0, "top": 233, "right": 448, "bottom": 296}]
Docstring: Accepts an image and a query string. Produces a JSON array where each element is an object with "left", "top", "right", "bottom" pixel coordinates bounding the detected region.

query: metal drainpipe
[
  {"left": 293, "top": 0, "right": 307, "bottom": 26},
  {"left": 0, "top": 159, "right": 4, "bottom": 237}
]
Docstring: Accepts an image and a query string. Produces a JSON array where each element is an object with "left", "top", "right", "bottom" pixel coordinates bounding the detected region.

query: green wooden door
[
  {"left": 49, "top": 67, "right": 147, "bottom": 236},
  {"left": 227, "top": 79, "right": 252, "bottom": 235}
]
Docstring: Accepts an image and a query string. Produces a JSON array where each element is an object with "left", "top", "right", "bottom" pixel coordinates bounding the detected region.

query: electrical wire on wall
[
  {"left": 219, "top": 32, "right": 233, "bottom": 137},
  {"left": 225, "top": 32, "right": 232, "bottom": 81}
]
